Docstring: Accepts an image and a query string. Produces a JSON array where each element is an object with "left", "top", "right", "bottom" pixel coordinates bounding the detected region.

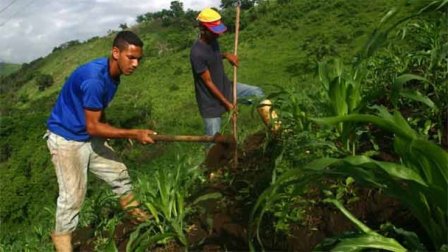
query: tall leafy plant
[
  {"left": 318, "top": 59, "right": 364, "bottom": 153},
  {"left": 311, "top": 106, "right": 448, "bottom": 250},
  {"left": 127, "top": 154, "right": 221, "bottom": 251},
  {"left": 251, "top": 107, "right": 447, "bottom": 251}
]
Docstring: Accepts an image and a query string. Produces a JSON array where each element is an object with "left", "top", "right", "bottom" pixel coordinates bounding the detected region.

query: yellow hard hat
[{"left": 196, "top": 8, "right": 221, "bottom": 22}]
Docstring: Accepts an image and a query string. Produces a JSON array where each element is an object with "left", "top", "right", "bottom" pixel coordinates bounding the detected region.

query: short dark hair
[{"left": 113, "top": 31, "right": 143, "bottom": 50}]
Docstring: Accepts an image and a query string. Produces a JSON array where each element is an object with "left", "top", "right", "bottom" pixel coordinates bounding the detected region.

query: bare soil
[{"left": 72, "top": 131, "right": 425, "bottom": 251}]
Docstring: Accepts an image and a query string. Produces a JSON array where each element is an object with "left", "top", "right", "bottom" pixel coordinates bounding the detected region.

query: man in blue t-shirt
[
  {"left": 46, "top": 31, "right": 154, "bottom": 251},
  {"left": 190, "top": 8, "right": 280, "bottom": 141}
]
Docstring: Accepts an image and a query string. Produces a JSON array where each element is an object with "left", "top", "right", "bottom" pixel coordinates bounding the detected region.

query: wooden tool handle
[
  {"left": 151, "top": 134, "right": 215, "bottom": 143},
  {"left": 151, "top": 134, "right": 234, "bottom": 144}
]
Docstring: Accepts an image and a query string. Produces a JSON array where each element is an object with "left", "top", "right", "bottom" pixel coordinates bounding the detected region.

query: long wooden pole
[
  {"left": 151, "top": 134, "right": 234, "bottom": 144},
  {"left": 232, "top": 1, "right": 241, "bottom": 169}
]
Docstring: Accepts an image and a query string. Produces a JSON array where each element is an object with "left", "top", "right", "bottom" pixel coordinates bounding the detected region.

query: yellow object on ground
[
  {"left": 119, "top": 192, "right": 150, "bottom": 223},
  {"left": 51, "top": 233, "right": 72, "bottom": 252},
  {"left": 257, "top": 99, "right": 281, "bottom": 133}
]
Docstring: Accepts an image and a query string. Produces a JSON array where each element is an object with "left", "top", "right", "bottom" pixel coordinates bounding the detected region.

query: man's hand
[
  {"left": 224, "top": 101, "right": 235, "bottom": 111},
  {"left": 223, "top": 53, "right": 239, "bottom": 67},
  {"left": 135, "top": 129, "right": 156, "bottom": 144},
  {"left": 85, "top": 109, "right": 157, "bottom": 144}
]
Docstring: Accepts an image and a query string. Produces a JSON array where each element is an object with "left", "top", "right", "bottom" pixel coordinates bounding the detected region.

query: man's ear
[{"left": 112, "top": 47, "right": 120, "bottom": 60}]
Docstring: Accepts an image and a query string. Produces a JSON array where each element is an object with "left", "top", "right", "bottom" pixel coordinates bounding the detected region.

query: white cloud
[{"left": 0, "top": 0, "right": 221, "bottom": 64}]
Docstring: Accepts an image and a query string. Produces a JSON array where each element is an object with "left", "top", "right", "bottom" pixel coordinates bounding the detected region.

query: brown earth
[{"left": 72, "top": 131, "right": 425, "bottom": 251}]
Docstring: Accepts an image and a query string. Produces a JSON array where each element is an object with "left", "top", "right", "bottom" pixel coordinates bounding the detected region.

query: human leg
[
  {"left": 47, "top": 132, "right": 91, "bottom": 251},
  {"left": 203, "top": 117, "right": 222, "bottom": 136},
  {"left": 88, "top": 138, "right": 149, "bottom": 222},
  {"left": 236, "top": 82, "right": 264, "bottom": 104},
  {"left": 236, "top": 83, "right": 281, "bottom": 132}
]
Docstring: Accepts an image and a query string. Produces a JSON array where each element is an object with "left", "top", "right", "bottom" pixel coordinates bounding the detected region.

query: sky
[{"left": 0, "top": 0, "right": 221, "bottom": 64}]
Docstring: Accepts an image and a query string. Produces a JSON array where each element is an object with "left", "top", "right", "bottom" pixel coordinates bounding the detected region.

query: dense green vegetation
[
  {"left": 1, "top": 0, "right": 446, "bottom": 251},
  {"left": 0, "top": 63, "right": 21, "bottom": 77}
]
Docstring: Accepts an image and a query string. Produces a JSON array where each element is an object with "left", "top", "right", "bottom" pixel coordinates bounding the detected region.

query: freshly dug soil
[{"left": 72, "top": 132, "right": 426, "bottom": 251}]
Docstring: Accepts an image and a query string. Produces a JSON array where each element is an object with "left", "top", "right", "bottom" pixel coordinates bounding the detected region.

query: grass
[{"left": 0, "top": 63, "right": 21, "bottom": 76}]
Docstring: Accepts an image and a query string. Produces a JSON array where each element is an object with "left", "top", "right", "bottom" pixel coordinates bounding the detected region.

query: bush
[{"left": 35, "top": 73, "right": 54, "bottom": 91}]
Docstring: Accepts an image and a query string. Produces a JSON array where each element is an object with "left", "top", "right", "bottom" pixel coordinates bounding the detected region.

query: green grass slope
[{"left": 0, "top": 63, "right": 21, "bottom": 76}]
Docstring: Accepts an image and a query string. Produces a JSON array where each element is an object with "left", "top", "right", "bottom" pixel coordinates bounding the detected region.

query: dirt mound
[{"left": 72, "top": 132, "right": 423, "bottom": 251}]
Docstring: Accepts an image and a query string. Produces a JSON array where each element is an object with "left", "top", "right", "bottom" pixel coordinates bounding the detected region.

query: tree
[
  {"left": 170, "top": 1, "right": 184, "bottom": 18},
  {"left": 220, "top": 0, "right": 257, "bottom": 9},
  {"left": 35, "top": 73, "right": 53, "bottom": 91},
  {"left": 119, "top": 23, "right": 128, "bottom": 30}
]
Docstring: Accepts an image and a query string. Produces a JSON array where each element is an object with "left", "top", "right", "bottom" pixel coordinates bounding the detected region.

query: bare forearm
[
  {"left": 87, "top": 122, "right": 141, "bottom": 139},
  {"left": 200, "top": 70, "right": 232, "bottom": 108}
]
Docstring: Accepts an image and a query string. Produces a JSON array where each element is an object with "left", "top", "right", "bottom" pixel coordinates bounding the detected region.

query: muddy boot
[
  {"left": 257, "top": 99, "right": 281, "bottom": 134},
  {"left": 51, "top": 233, "right": 72, "bottom": 252},
  {"left": 119, "top": 193, "right": 150, "bottom": 223}
]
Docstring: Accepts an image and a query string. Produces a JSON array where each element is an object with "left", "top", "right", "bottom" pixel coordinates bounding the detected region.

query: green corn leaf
[
  {"left": 176, "top": 191, "right": 184, "bottom": 219},
  {"left": 394, "top": 73, "right": 429, "bottom": 86},
  {"left": 343, "top": 155, "right": 428, "bottom": 186},
  {"left": 329, "top": 77, "right": 348, "bottom": 116},
  {"left": 430, "top": 42, "right": 448, "bottom": 68},
  {"left": 311, "top": 109, "right": 418, "bottom": 140},
  {"left": 325, "top": 198, "right": 373, "bottom": 233},
  {"left": 318, "top": 61, "right": 331, "bottom": 90},
  {"left": 418, "top": 0, "right": 448, "bottom": 14},
  {"left": 145, "top": 202, "right": 160, "bottom": 224},
  {"left": 411, "top": 139, "right": 448, "bottom": 183},
  {"left": 192, "top": 192, "right": 222, "bottom": 205},
  {"left": 380, "top": 8, "right": 398, "bottom": 24},
  {"left": 330, "top": 234, "right": 407, "bottom": 252},
  {"left": 126, "top": 222, "right": 153, "bottom": 252},
  {"left": 104, "top": 238, "right": 118, "bottom": 252},
  {"left": 132, "top": 232, "right": 176, "bottom": 252},
  {"left": 381, "top": 223, "right": 427, "bottom": 251},
  {"left": 399, "top": 90, "right": 436, "bottom": 108},
  {"left": 323, "top": 199, "right": 407, "bottom": 252}
]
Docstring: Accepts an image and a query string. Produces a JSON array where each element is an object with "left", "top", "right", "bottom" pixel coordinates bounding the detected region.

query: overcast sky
[{"left": 0, "top": 0, "right": 221, "bottom": 64}]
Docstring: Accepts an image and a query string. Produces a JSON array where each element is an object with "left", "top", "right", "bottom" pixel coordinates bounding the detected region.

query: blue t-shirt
[{"left": 47, "top": 58, "right": 119, "bottom": 141}]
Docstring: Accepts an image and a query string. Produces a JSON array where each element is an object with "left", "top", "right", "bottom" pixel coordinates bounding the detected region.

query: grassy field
[{"left": 0, "top": 63, "right": 21, "bottom": 76}]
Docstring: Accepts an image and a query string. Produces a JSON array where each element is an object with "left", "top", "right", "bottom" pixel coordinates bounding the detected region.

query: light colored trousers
[
  {"left": 46, "top": 131, "right": 133, "bottom": 234},
  {"left": 203, "top": 82, "right": 264, "bottom": 136}
]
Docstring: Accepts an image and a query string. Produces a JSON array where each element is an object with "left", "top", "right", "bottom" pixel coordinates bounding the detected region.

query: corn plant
[
  {"left": 127, "top": 154, "right": 221, "bottom": 251},
  {"left": 251, "top": 106, "right": 447, "bottom": 251},
  {"left": 310, "top": 106, "right": 448, "bottom": 250},
  {"left": 80, "top": 191, "right": 118, "bottom": 230},
  {"left": 269, "top": 85, "right": 312, "bottom": 133},
  {"left": 318, "top": 58, "right": 364, "bottom": 154},
  {"left": 356, "top": 0, "right": 448, "bottom": 65},
  {"left": 315, "top": 198, "right": 407, "bottom": 252}
]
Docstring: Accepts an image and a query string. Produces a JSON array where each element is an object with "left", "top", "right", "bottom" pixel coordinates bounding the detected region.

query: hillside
[
  {"left": 0, "top": 63, "right": 21, "bottom": 76},
  {"left": 1, "top": 0, "right": 446, "bottom": 251}
]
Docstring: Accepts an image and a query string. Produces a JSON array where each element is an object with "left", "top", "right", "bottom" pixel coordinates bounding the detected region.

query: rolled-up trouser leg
[
  {"left": 88, "top": 138, "right": 133, "bottom": 197},
  {"left": 89, "top": 138, "right": 149, "bottom": 222},
  {"left": 47, "top": 132, "right": 89, "bottom": 234},
  {"left": 203, "top": 117, "right": 222, "bottom": 149},
  {"left": 236, "top": 83, "right": 264, "bottom": 103},
  {"left": 203, "top": 117, "right": 222, "bottom": 137}
]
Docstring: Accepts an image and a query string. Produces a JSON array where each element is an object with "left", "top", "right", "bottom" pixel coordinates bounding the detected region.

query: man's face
[
  {"left": 203, "top": 29, "right": 220, "bottom": 41},
  {"left": 115, "top": 44, "right": 143, "bottom": 76}
]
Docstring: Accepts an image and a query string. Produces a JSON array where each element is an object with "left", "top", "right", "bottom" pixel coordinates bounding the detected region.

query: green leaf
[
  {"left": 330, "top": 234, "right": 407, "bottom": 252},
  {"left": 343, "top": 155, "right": 428, "bottom": 186},
  {"left": 191, "top": 192, "right": 222, "bottom": 205},
  {"left": 394, "top": 73, "right": 429, "bottom": 86},
  {"left": 400, "top": 90, "right": 436, "bottom": 109}
]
